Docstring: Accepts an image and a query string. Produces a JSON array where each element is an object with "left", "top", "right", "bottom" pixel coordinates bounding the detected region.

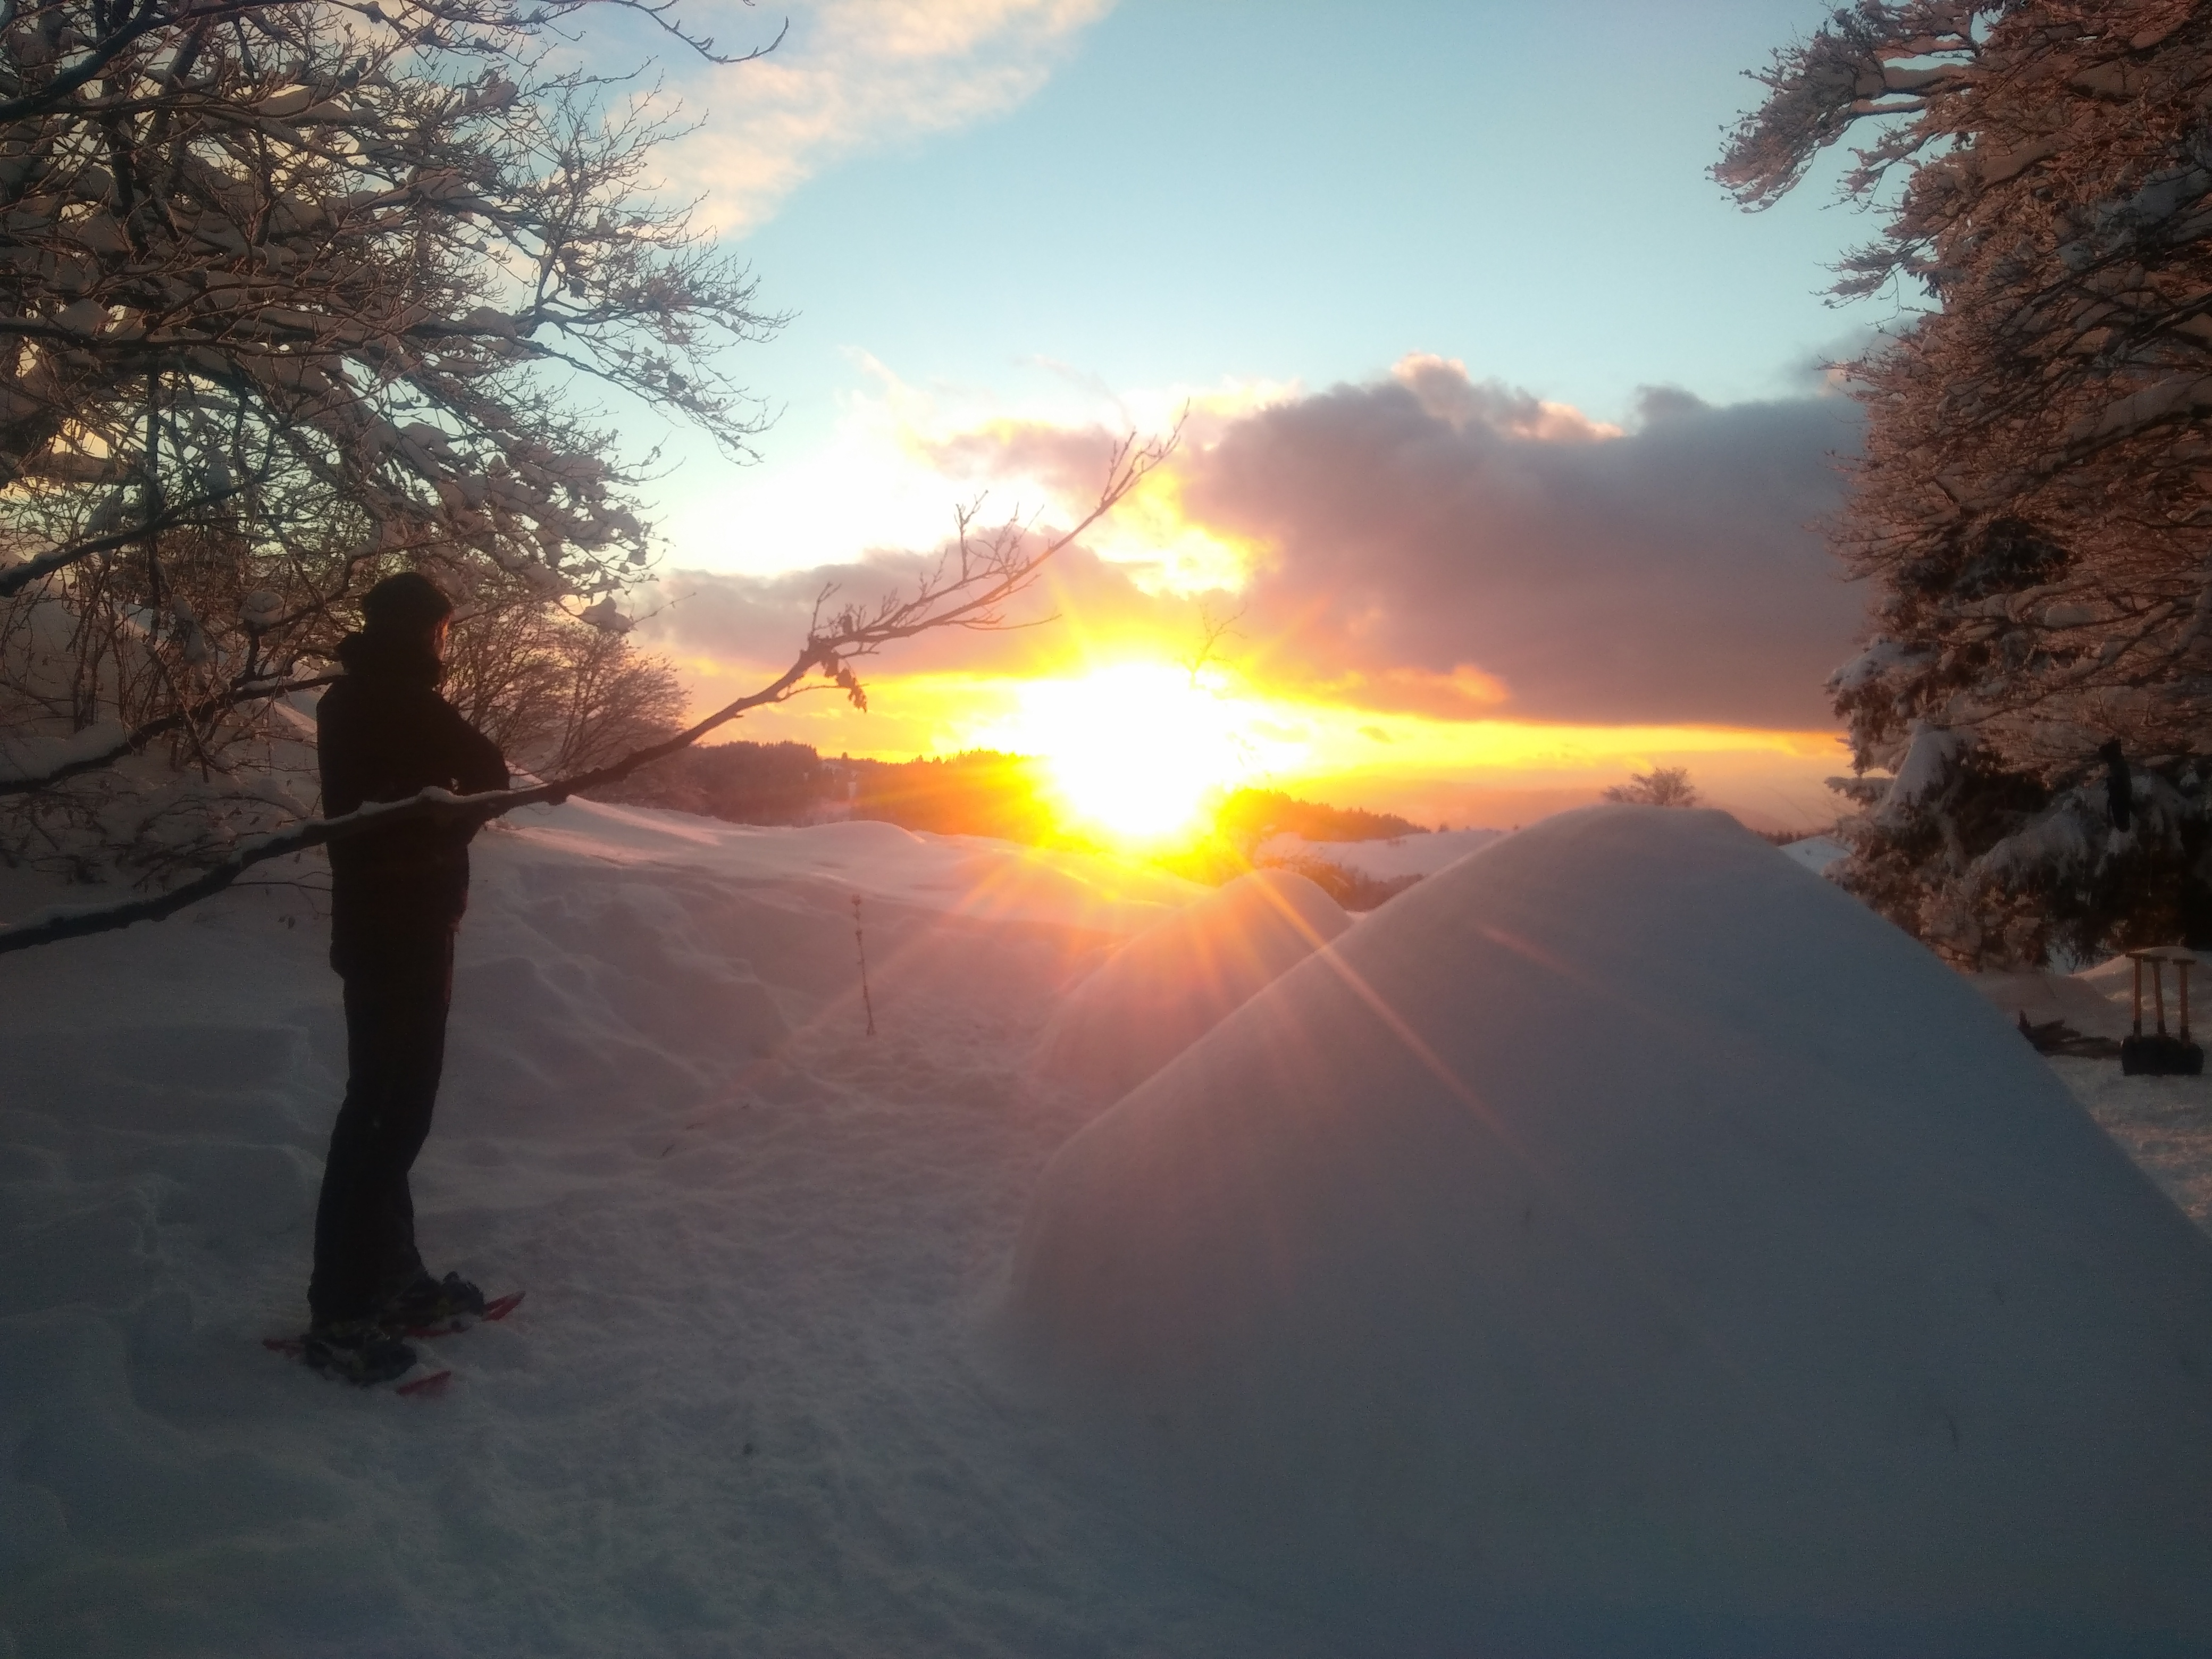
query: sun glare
[{"left": 1009, "top": 664, "right": 1246, "bottom": 843}]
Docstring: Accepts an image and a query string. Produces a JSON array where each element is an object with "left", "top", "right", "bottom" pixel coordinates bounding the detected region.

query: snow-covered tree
[
  {"left": 0, "top": 0, "right": 1180, "bottom": 943},
  {"left": 1719, "top": 0, "right": 2212, "bottom": 965},
  {"left": 1602, "top": 766, "right": 1700, "bottom": 808},
  {"left": 0, "top": 0, "right": 778, "bottom": 876}
]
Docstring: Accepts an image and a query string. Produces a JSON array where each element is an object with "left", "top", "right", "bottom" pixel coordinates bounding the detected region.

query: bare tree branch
[
  {"left": 0, "top": 491, "right": 237, "bottom": 599},
  {"left": 0, "top": 423, "right": 1178, "bottom": 952},
  {"left": 0, "top": 672, "right": 336, "bottom": 796}
]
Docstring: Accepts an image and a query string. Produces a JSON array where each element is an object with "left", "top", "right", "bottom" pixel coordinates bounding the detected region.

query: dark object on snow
[
  {"left": 851, "top": 894, "right": 876, "bottom": 1037},
  {"left": 2121, "top": 948, "right": 2203, "bottom": 1076},
  {"left": 265, "top": 1327, "right": 451, "bottom": 1395},
  {"left": 381, "top": 1269, "right": 489, "bottom": 1329},
  {"left": 311, "top": 598, "right": 508, "bottom": 1328},
  {"left": 2123, "top": 1033, "right": 2203, "bottom": 1076},
  {"left": 389, "top": 1288, "right": 524, "bottom": 1340},
  {"left": 2015, "top": 1010, "right": 2123, "bottom": 1059},
  {"left": 297, "top": 1319, "right": 418, "bottom": 1385},
  {"left": 2100, "top": 739, "right": 2133, "bottom": 833}
]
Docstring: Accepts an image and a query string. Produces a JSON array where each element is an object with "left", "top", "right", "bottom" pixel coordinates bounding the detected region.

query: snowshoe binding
[
  {"left": 298, "top": 1319, "right": 418, "bottom": 1386},
  {"left": 380, "top": 1271, "right": 488, "bottom": 1330}
]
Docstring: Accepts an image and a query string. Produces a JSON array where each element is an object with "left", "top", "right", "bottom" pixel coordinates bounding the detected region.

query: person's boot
[
  {"left": 302, "top": 1319, "right": 417, "bottom": 1385},
  {"left": 380, "top": 1270, "right": 488, "bottom": 1328}
]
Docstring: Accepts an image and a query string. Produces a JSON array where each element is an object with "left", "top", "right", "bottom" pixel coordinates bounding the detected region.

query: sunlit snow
[{"left": 2, "top": 801, "right": 2207, "bottom": 1656}]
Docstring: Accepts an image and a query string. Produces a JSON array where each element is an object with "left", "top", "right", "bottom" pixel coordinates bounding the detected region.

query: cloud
[
  {"left": 648, "top": 355, "right": 1868, "bottom": 733},
  {"left": 1172, "top": 357, "right": 1867, "bottom": 728},
  {"left": 640, "top": 535, "right": 1185, "bottom": 682},
  {"left": 664, "top": 0, "right": 1115, "bottom": 234}
]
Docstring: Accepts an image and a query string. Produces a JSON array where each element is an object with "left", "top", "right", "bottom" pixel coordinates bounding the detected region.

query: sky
[{"left": 574, "top": 0, "right": 1898, "bottom": 832}]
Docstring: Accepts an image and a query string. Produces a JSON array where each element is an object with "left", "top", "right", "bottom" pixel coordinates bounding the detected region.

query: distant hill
[{"left": 592, "top": 740, "right": 1430, "bottom": 875}]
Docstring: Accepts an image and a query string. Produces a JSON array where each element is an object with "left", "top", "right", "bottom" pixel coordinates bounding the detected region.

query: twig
[
  {"left": 850, "top": 893, "right": 874, "bottom": 1037},
  {"left": 0, "top": 674, "right": 340, "bottom": 798}
]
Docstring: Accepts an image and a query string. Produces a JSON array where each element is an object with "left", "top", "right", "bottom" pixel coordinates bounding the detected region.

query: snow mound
[
  {"left": 1004, "top": 806, "right": 2212, "bottom": 1656},
  {"left": 1035, "top": 869, "right": 1349, "bottom": 1103}
]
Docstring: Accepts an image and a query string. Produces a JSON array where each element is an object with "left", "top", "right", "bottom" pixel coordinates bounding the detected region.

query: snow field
[
  {"left": 0, "top": 805, "right": 1330, "bottom": 1658},
  {"left": 1004, "top": 807, "right": 2212, "bottom": 1657},
  {"left": 4, "top": 800, "right": 2210, "bottom": 1657},
  {"left": 1970, "top": 961, "right": 2212, "bottom": 1228}
]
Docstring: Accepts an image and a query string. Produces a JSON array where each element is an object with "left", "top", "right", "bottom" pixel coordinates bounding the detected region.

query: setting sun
[{"left": 1001, "top": 663, "right": 1247, "bottom": 843}]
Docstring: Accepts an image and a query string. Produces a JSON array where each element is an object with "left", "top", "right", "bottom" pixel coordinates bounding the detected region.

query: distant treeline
[
  {"left": 591, "top": 740, "right": 1427, "bottom": 849},
  {"left": 1217, "top": 789, "right": 1423, "bottom": 847},
  {"left": 593, "top": 739, "right": 842, "bottom": 825}
]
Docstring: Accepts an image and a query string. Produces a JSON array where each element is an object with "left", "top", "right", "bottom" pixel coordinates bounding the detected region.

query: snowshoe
[
  {"left": 379, "top": 1271, "right": 488, "bottom": 1329},
  {"left": 298, "top": 1319, "right": 418, "bottom": 1386}
]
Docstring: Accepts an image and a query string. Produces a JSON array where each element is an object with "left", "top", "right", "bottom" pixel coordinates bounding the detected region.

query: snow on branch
[
  {"left": 0, "top": 489, "right": 241, "bottom": 601},
  {"left": 1713, "top": 2, "right": 1987, "bottom": 212},
  {"left": 0, "top": 0, "right": 781, "bottom": 128}
]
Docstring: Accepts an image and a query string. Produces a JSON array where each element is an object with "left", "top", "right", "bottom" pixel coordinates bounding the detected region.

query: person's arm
[
  {"left": 434, "top": 697, "right": 509, "bottom": 794},
  {"left": 315, "top": 684, "right": 366, "bottom": 817}
]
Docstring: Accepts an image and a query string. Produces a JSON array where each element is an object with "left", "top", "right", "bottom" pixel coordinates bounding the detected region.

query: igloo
[{"left": 1003, "top": 808, "right": 2212, "bottom": 1656}]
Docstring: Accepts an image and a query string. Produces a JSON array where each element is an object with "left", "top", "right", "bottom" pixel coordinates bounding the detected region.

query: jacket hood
[{"left": 336, "top": 627, "right": 443, "bottom": 687}]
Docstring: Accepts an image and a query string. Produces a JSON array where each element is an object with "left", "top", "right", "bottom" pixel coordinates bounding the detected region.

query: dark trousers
[{"left": 309, "top": 927, "right": 455, "bottom": 1324}]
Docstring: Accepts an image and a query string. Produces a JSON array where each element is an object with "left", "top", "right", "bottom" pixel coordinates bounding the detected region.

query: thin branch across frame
[{"left": 0, "top": 419, "right": 1181, "bottom": 953}]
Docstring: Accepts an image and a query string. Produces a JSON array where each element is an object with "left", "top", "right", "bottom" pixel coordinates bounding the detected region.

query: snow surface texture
[
  {"left": 1034, "top": 868, "right": 1348, "bottom": 1103},
  {"left": 1779, "top": 833, "right": 1847, "bottom": 875},
  {"left": 5, "top": 799, "right": 2211, "bottom": 1657},
  {"left": 0, "top": 803, "right": 1345, "bottom": 1659},
  {"left": 1004, "top": 807, "right": 2212, "bottom": 1658},
  {"left": 1972, "top": 961, "right": 2212, "bottom": 1229}
]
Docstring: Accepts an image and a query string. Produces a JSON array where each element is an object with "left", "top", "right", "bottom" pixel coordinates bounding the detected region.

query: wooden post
[
  {"left": 2133, "top": 956, "right": 2144, "bottom": 1037},
  {"left": 2153, "top": 958, "right": 2168, "bottom": 1038},
  {"left": 2181, "top": 961, "right": 2193, "bottom": 1044}
]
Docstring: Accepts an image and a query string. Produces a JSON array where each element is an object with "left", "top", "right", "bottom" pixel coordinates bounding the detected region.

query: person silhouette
[{"left": 304, "top": 572, "right": 507, "bottom": 1382}]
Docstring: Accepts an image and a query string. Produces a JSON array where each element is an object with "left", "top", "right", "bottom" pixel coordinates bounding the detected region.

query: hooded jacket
[{"left": 317, "top": 627, "right": 508, "bottom": 949}]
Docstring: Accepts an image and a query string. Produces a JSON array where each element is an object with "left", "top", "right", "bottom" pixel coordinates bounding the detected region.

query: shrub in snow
[
  {"left": 1600, "top": 765, "right": 1699, "bottom": 807},
  {"left": 1004, "top": 807, "right": 2212, "bottom": 1655}
]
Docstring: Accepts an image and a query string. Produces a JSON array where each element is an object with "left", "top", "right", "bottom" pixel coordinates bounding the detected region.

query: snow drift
[
  {"left": 1003, "top": 807, "right": 2212, "bottom": 1656},
  {"left": 1034, "top": 868, "right": 1348, "bottom": 1102}
]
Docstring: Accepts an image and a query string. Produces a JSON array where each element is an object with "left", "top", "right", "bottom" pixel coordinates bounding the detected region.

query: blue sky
[
  {"left": 640, "top": 0, "right": 1878, "bottom": 558},
  {"left": 591, "top": 0, "right": 1895, "bottom": 827}
]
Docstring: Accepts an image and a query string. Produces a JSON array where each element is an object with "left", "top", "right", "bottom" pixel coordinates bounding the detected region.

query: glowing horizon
[{"left": 654, "top": 647, "right": 1851, "bottom": 841}]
